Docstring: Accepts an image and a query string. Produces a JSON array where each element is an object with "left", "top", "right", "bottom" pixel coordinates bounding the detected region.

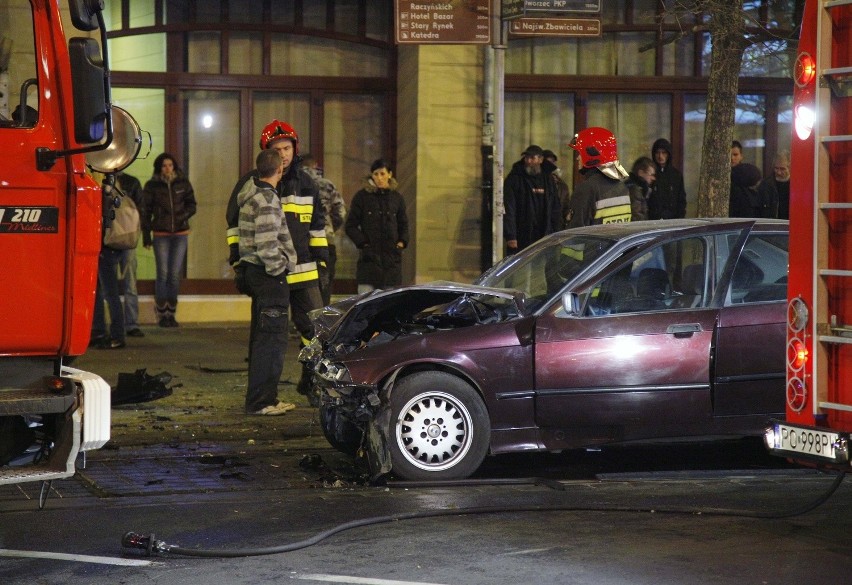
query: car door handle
[{"left": 667, "top": 323, "right": 703, "bottom": 336}]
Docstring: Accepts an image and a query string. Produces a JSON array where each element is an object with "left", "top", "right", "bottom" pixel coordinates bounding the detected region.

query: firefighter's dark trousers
[{"left": 288, "top": 283, "right": 322, "bottom": 402}]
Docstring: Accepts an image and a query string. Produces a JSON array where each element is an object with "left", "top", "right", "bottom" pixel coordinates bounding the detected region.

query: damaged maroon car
[{"left": 299, "top": 219, "right": 788, "bottom": 481}]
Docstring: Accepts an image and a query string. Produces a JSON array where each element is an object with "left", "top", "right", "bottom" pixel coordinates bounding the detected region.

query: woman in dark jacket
[
  {"left": 142, "top": 153, "right": 197, "bottom": 327},
  {"left": 345, "top": 159, "right": 409, "bottom": 293}
]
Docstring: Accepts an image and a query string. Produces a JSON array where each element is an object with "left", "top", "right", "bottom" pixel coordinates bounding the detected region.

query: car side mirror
[{"left": 561, "top": 291, "right": 581, "bottom": 316}]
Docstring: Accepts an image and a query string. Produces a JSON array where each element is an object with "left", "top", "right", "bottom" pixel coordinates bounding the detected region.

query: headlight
[
  {"left": 316, "top": 358, "right": 352, "bottom": 383},
  {"left": 298, "top": 337, "right": 323, "bottom": 364}
]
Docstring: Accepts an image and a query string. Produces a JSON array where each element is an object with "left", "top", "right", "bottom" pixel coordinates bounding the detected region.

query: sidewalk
[{"left": 73, "top": 323, "right": 328, "bottom": 451}]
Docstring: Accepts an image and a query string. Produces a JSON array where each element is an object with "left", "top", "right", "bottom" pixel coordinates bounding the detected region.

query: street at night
[{"left": 1, "top": 327, "right": 850, "bottom": 585}]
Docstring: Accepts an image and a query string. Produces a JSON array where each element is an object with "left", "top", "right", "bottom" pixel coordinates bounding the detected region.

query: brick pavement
[{"left": 73, "top": 323, "right": 321, "bottom": 448}]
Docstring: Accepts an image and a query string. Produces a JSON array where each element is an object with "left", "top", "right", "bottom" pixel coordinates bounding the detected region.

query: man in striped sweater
[{"left": 237, "top": 149, "right": 298, "bottom": 416}]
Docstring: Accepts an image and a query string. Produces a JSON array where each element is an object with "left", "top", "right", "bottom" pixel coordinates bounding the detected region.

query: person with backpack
[
  {"left": 90, "top": 173, "right": 127, "bottom": 349},
  {"left": 113, "top": 171, "right": 145, "bottom": 337}
]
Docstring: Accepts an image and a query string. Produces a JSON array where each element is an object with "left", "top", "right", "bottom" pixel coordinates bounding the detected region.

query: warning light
[
  {"left": 794, "top": 52, "right": 816, "bottom": 88},
  {"left": 47, "top": 376, "right": 67, "bottom": 393},
  {"left": 788, "top": 297, "right": 809, "bottom": 332},
  {"left": 794, "top": 104, "right": 815, "bottom": 140},
  {"left": 788, "top": 339, "right": 808, "bottom": 371},
  {"left": 787, "top": 377, "right": 807, "bottom": 412}
]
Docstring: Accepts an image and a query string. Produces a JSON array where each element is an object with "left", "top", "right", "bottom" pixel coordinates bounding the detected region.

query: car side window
[
  {"left": 727, "top": 233, "right": 789, "bottom": 305},
  {"left": 586, "top": 236, "right": 707, "bottom": 315}
]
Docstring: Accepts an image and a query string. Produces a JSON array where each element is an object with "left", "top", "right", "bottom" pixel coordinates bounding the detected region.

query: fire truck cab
[
  {"left": 0, "top": 0, "right": 141, "bottom": 488},
  {"left": 764, "top": 0, "right": 852, "bottom": 468}
]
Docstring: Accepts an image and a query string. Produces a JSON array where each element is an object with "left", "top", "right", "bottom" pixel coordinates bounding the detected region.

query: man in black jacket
[
  {"left": 649, "top": 138, "right": 687, "bottom": 219},
  {"left": 503, "top": 144, "right": 563, "bottom": 253},
  {"left": 756, "top": 151, "right": 791, "bottom": 219}
]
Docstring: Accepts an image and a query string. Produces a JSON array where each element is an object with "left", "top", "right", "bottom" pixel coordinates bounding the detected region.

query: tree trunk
[{"left": 696, "top": 1, "right": 749, "bottom": 218}]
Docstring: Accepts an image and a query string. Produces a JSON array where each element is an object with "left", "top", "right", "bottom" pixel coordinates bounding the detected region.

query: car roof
[{"left": 553, "top": 218, "right": 788, "bottom": 240}]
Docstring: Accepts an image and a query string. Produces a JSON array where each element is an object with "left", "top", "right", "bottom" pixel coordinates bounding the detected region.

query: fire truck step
[
  {"left": 0, "top": 389, "right": 76, "bottom": 416},
  {"left": 0, "top": 408, "right": 81, "bottom": 486},
  {"left": 0, "top": 464, "right": 76, "bottom": 486}
]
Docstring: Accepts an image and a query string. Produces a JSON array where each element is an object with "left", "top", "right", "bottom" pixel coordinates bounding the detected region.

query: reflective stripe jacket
[
  {"left": 227, "top": 159, "right": 327, "bottom": 290},
  {"left": 566, "top": 168, "right": 631, "bottom": 228},
  {"left": 303, "top": 165, "right": 346, "bottom": 242}
]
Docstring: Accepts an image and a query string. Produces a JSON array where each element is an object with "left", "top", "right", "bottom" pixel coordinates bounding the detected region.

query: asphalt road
[
  {"left": 0, "top": 452, "right": 850, "bottom": 585},
  {"left": 1, "top": 325, "right": 850, "bottom": 584}
]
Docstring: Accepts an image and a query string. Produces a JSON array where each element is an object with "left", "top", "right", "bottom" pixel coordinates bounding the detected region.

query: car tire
[
  {"left": 388, "top": 371, "right": 490, "bottom": 481},
  {"left": 319, "top": 404, "right": 363, "bottom": 456}
]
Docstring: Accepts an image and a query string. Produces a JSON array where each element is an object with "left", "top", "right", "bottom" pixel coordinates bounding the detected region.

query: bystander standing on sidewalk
[
  {"left": 345, "top": 158, "right": 409, "bottom": 294},
  {"left": 142, "top": 153, "right": 197, "bottom": 328},
  {"left": 649, "top": 138, "right": 686, "bottom": 219},
  {"left": 115, "top": 170, "right": 145, "bottom": 337}
]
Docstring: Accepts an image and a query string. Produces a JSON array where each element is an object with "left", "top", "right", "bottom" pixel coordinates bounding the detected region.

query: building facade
[{"left": 100, "top": 0, "right": 797, "bottom": 320}]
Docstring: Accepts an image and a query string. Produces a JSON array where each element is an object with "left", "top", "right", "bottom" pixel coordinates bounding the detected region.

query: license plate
[{"left": 774, "top": 423, "right": 842, "bottom": 461}]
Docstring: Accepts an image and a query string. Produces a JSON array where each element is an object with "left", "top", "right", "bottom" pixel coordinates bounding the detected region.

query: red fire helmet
[
  {"left": 570, "top": 127, "right": 619, "bottom": 169},
  {"left": 259, "top": 120, "right": 299, "bottom": 152}
]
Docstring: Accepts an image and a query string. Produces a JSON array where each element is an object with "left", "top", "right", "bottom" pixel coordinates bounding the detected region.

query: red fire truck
[
  {"left": 0, "top": 0, "right": 141, "bottom": 489},
  {"left": 764, "top": 0, "right": 852, "bottom": 468}
]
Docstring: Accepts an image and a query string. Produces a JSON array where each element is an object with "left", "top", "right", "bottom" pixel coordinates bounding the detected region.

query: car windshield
[{"left": 476, "top": 235, "right": 616, "bottom": 310}]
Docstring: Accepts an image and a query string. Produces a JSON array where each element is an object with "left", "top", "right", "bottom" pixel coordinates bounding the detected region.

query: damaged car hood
[{"left": 311, "top": 281, "right": 530, "bottom": 348}]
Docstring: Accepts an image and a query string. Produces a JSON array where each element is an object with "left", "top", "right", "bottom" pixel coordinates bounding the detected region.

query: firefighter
[
  {"left": 226, "top": 120, "right": 328, "bottom": 406},
  {"left": 565, "top": 127, "right": 631, "bottom": 227}
]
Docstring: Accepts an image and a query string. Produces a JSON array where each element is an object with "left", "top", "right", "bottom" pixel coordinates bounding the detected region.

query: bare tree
[
  {"left": 659, "top": 0, "right": 802, "bottom": 217},
  {"left": 696, "top": 0, "right": 748, "bottom": 217}
]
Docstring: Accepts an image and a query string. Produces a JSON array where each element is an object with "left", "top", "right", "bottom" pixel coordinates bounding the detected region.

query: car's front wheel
[{"left": 388, "top": 372, "right": 490, "bottom": 481}]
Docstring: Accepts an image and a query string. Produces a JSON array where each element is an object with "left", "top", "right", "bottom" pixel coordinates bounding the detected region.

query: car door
[
  {"left": 533, "top": 234, "right": 718, "bottom": 449},
  {"left": 713, "top": 231, "right": 787, "bottom": 416}
]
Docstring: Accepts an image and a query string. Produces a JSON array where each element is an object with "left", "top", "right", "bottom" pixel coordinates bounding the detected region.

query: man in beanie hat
[{"left": 503, "top": 144, "right": 563, "bottom": 253}]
